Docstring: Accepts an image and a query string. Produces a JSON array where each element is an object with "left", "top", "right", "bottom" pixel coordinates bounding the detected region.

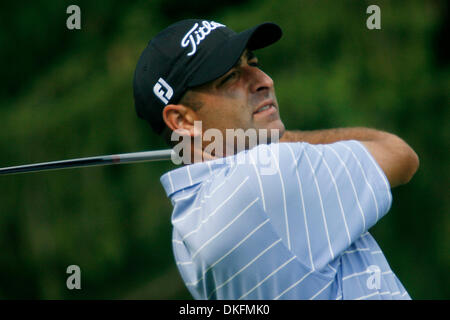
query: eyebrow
[
  {"left": 234, "top": 50, "right": 256, "bottom": 68},
  {"left": 216, "top": 51, "right": 257, "bottom": 87},
  {"left": 246, "top": 50, "right": 256, "bottom": 61}
]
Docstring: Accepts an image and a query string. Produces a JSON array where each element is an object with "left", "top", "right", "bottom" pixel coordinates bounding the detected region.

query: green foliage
[{"left": 0, "top": 0, "right": 448, "bottom": 299}]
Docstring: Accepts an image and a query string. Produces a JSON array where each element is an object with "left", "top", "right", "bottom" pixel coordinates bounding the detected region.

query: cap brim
[{"left": 188, "top": 22, "right": 282, "bottom": 87}]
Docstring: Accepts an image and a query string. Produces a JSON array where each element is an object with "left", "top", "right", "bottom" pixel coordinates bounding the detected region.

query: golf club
[{"left": 0, "top": 149, "right": 175, "bottom": 175}]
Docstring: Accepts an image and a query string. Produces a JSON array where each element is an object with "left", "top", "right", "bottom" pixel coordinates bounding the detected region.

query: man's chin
[
  {"left": 254, "top": 120, "right": 285, "bottom": 144},
  {"left": 267, "top": 120, "right": 285, "bottom": 142}
]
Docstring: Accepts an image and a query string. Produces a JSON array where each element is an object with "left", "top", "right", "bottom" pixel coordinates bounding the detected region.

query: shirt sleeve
[{"left": 253, "top": 140, "right": 392, "bottom": 270}]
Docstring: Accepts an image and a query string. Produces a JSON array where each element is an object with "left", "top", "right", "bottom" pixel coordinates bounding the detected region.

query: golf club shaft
[{"left": 0, "top": 149, "right": 175, "bottom": 175}]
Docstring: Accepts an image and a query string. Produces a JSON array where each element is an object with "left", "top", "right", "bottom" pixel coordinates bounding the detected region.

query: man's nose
[{"left": 247, "top": 67, "right": 274, "bottom": 94}]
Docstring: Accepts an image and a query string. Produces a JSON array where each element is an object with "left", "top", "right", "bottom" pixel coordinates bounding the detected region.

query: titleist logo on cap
[{"left": 181, "top": 20, "right": 226, "bottom": 56}]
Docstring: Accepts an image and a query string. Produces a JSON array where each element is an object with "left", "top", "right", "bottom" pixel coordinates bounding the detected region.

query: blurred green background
[{"left": 0, "top": 0, "right": 448, "bottom": 299}]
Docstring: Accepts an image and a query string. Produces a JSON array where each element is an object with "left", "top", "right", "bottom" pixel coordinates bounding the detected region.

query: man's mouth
[{"left": 253, "top": 102, "right": 277, "bottom": 115}]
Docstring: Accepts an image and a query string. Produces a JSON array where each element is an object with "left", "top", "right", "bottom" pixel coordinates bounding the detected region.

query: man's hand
[{"left": 280, "top": 128, "right": 419, "bottom": 188}]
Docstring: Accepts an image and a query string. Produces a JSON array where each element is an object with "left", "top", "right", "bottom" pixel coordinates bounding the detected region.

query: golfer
[{"left": 133, "top": 19, "right": 419, "bottom": 300}]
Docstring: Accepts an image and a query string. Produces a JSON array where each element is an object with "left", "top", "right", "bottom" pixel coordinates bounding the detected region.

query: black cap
[{"left": 133, "top": 19, "right": 282, "bottom": 134}]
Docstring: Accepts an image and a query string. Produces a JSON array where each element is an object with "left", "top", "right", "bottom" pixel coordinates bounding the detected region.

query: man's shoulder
[{"left": 161, "top": 139, "right": 373, "bottom": 198}]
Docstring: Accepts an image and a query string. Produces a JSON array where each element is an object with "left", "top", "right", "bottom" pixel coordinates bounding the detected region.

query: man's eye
[
  {"left": 249, "top": 60, "right": 259, "bottom": 67},
  {"left": 220, "top": 71, "right": 238, "bottom": 85},
  {"left": 228, "top": 71, "right": 238, "bottom": 78}
]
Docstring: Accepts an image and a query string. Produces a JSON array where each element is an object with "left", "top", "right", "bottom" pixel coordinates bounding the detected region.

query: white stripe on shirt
[
  {"left": 186, "top": 166, "right": 193, "bottom": 185},
  {"left": 315, "top": 148, "right": 351, "bottom": 246},
  {"left": 181, "top": 177, "right": 249, "bottom": 240},
  {"left": 168, "top": 171, "right": 174, "bottom": 194},
  {"left": 249, "top": 152, "right": 267, "bottom": 212},
  {"left": 191, "top": 197, "right": 259, "bottom": 259},
  {"left": 186, "top": 218, "right": 270, "bottom": 287},
  {"left": 343, "top": 248, "right": 370, "bottom": 254},
  {"left": 352, "top": 141, "right": 392, "bottom": 211},
  {"left": 172, "top": 207, "right": 202, "bottom": 224},
  {"left": 238, "top": 256, "right": 297, "bottom": 300},
  {"left": 304, "top": 146, "right": 334, "bottom": 259},
  {"left": 326, "top": 145, "right": 367, "bottom": 231},
  {"left": 207, "top": 238, "right": 282, "bottom": 299},
  {"left": 274, "top": 269, "right": 315, "bottom": 300},
  {"left": 204, "top": 166, "right": 238, "bottom": 198},
  {"left": 286, "top": 144, "right": 315, "bottom": 270},
  {"left": 268, "top": 146, "right": 291, "bottom": 250},
  {"left": 310, "top": 279, "right": 334, "bottom": 300},
  {"left": 341, "top": 143, "right": 380, "bottom": 220}
]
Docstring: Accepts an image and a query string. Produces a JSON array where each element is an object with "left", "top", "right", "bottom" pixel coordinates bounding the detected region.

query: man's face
[{"left": 187, "top": 49, "right": 285, "bottom": 148}]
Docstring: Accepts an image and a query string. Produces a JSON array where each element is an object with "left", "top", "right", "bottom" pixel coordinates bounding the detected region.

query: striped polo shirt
[{"left": 160, "top": 140, "right": 411, "bottom": 300}]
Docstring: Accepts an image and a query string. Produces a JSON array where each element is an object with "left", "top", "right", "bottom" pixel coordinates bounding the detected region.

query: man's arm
[{"left": 280, "top": 128, "right": 419, "bottom": 188}]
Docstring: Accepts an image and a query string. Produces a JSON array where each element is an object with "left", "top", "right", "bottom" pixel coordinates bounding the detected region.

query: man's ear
[{"left": 162, "top": 104, "right": 199, "bottom": 136}]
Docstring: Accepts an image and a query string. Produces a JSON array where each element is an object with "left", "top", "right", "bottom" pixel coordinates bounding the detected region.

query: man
[{"left": 133, "top": 19, "right": 419, "bottom": 300}]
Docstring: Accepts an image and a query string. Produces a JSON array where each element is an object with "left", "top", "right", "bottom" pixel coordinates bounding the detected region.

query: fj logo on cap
[
  {"left": 153, "top": 78, "right": 173, "bottom": 104},
  {"left": 181, "top": 21, "right": 225, "bottom": 56}
]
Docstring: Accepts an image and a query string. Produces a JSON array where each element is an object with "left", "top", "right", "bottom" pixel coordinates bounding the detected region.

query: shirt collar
[{"left": 160, "top": 159, "right": 228, "bottom": 197}]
